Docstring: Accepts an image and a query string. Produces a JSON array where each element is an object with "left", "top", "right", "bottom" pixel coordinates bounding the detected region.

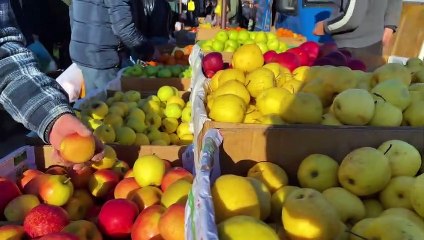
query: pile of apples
[
  {"left": 0, "top": 149, "right": 193, "bottom": 240},
  {"left": 122, "top": 64, "right": 191, "bottom": 78},
  {"left": 199, "top": 29, "right": 290, "bottom": 54},
  {"left": 203, "top": 43, "right": 424, "bottom": 127},
  {"left": 211, "top": 139, "right": 424, "bottom": 239},
  {"left": 78, "top": 87, "right": 193, "bottom": 146}
]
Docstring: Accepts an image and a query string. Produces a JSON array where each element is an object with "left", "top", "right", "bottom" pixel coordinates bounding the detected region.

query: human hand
[
  {"left": 49, "top": 114, "right": 104, "bottom": 171},
  {"left": 382, "top": 27, "right": 394, "bottom": 47},
  {"left": 313, "top": 21, "right": 325, "bottom": 36}
]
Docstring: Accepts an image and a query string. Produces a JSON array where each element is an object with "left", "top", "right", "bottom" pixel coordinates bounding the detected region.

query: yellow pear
[
  {"left": 247, "top": 162, "right": 289, "bottom": 193},
  {"left": 259, "top": 114, "right": 286, "bottom": 125},
  {"left": 353, "top": 70, "right": 373, "bottom": 91},
  {"left": 246, "top": 68, "right": 276, "bottom": 98},
  {"left": 378, "top": 139, "right": 421, "bottom": 177},
  {"left": 322, "top": 67, "right": 358, "bottom": 93},
  {"left": 256, "top": 87, "right": 291, "bottom": 115},
  {"left": 211, "top": 174, "right": 261, "bottom": 223},
  {"left": 297, "top": 154, "right": 339, "bottom": 192},
  {"left": 270, "top": 186, "right": 300, "bottom": 222},
  {"left": 209, "top": 94, "right": 246, "bottom": 123},
  {"left": 301, "top": 78, "right": 334, "bottom": 107},
  {"left": 371, "top": 79, "right": 411, "bottom": 110},
  {"left": 349, "top": 218, "right": 374, "bottom": 240},
  {"left": 217, "top": 216, "right": 279, "bottom": 240},
  {"left": 213, "top": 80, "right": 251, "bottom": 105},
  {"left": 322, "top": 187, "right": 366, "bottom": 224},
  {"left": 372, "top": 62, "right": 412, "bottom": 86},
  {"left": 243, "top": 105, "right": 263, "bottom": 123},
  {"left": 332, "top": 89, "right": 375, "bottom": 125},
  {"left": 362, "top": 215, "right": 424, "bottom": 240},
  {"left": 283, "top": 80, "right": 304, "bottom": 94},
  {"left": 409, "top": 83, "right": 424, "bottom": 92},
  {"left": 321, "top": 112, "right": 343, "bottom": 126},
  {"left": 209, "top": 70, "right": 224, "bottom": 92},
  {"left": 410, "top": 173, "right": 424, "bottom": 217},
  {"left": 410, "top": 90, "right": 424, "bottom": 102},
  {"left": 338, "top": 147, "right": 391, "bottom": 196},
  {"left": 363, "top": 199, "right": 384, "bottom": 218},
  {"left": 403, "top": 100, "right": 424, "bottom": 126},
  {"left": 380, "top": 208, "right": 424, "bottom": 230},
  {"left": 218, "top": 68, "right": 246, "bottom": 86},
  {"left": 292, "top": 66, "right": 310, "bottom": 82},
  {"left": 280, "top": 92, "right": 323, "bottom": 124},
  {"left": 246, "top": 177, "right": 271, "bottom": 221},
  {"left": 232, "top": 44, "right": 264, "bottom": 73},
  {"left": 369, "top": 99, "right": 403, "bottom": 127},
  {"left": 282, "top": 188, "right": 343, "bottom": 240}
]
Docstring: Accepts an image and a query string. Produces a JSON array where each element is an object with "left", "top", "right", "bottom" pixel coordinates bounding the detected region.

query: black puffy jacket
[{"left": 132, "top": 0, "right": 172, "bottom": 39}]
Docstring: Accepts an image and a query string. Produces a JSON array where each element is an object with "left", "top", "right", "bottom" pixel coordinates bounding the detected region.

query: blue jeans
[{"left": 78, "top": 65, "right": 118, "bottom": 96}]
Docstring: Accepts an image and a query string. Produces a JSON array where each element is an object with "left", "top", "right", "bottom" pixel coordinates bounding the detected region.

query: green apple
[
  {"left": 146, "top": 127, "right": 162, "bottom": 142},
  {"left": 212, "top": 40, "right": 225, "bottom": 52},
  {"left": 112, "top": 91, "right": 124, "bottom": 101},
  {"left": 123, "top": 90, "right": 141, "bottom": 102},
  {"left": 379, "top": 176, "right": 415, "bottom": 209},
  {"left": 64, "top": 189, "right": 94, "bottom": 221},
  {"left": 160, "top": 132, "right": 171, "bottom": 145},
  {"left": 126, "top": 102, "right": 138, "bottom": 111},
  {"left": 201, "top": 40, "right": 213, "bottom": 49},
  {"left": 108, "top": 106, "right": 125, "bottom": 117},
  {"left": 145, "top": 112, "right": 162, "bottom": 129},
  {"left": 115, "top": 126, "right": 137, "bottom": 145},
  {"left": 225, "top": 39, "right": 239, "bottom": 49},
  {"left": 181, "top": 107, "right": 191, "bottom": 123},
  {"left": 254, "top": 31, "right": 268, "bottom": 43},
  {"left": 244, "top": 39, "right": 255, "bottom": 45},
  {"left": 39, "top": 174, "right": 74, "bottom": 206},
  {"left": 249, "top": 31, "right": 257, "bottom": 40},
  {"left": 62, "top": 220, "right": 102, "bottom": 240},
  {"left": 94, "top": 124, "right": 116, "bottom": 143},
  {"left": 89, "top": 100, "right": 109, "bottom": 119},
  {"left": 267, "top": 32, "right": 277, "bottom": 40},
  {"left": 133, "top": 154, "right": 166, "bottom": 187},
  {"left": 297, "top": 154, "right": 339, "bottom": 192},
  {"left": 145, "top": 66, "right": 158, "bottom": 77},
  {"left": 215, "top": 30, "right": 229, "bottom": 42},
  {"left": 278, "top": 41, "right": 288, "bottom": 53},
  {"left": 267, "top": 38, "right": 280, "bottom": 51},
  {"left": 110, "top": 101, "right": 129, "bottom": 115},
  {"left": 147, "top": 95, "right": 161, "bottom": 102},
  {"left": 238, "top": 30, "right": 250, "bottom": 42},
  {"left": 162, "top": 117, "right": 179, "bottom": 133},
  {"left": 202, "top": 45, "right": 213, "bottom": 52},
  {"left": 4, "top": 194, "right": 40, "bottom": 222},
  {"left": 165, "top": 103, "right": 182, "bottom": 118},
  {"left": 158, "top": 86, "right": 178, "bottom": 102},
  {"left": 103, "top": 113, "right": 124, "bottom": 129},
  {"left": 224, "top": 46, "right": 237, "bottom": 53},
  {"left": 134, "top": 133, "right": 150, "bottom": 145},
  {"left": 142, "top": 100, "right": 162, "bottom": 116},
  {"left": 256, "top": 42, "right": 269, "bottom": 54},
  {"left": 126, "top": 117, "right": 148, "bottom": 133},
  {"left": 128, "top": 108, "right": 146, "bottom": 122}
]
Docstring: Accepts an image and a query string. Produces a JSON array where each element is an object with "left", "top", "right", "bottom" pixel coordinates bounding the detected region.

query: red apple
[
  {"left": 114, "top": 177, "right": 140, "bottom": 199},
  {"left": 88, "top": 169, "right": 120, "bottom": 198},
  {"left": 68, "top": 166, "right": 94, "bottom": 189},
  {"left": 124, "top": 169, "right": 134, "bottom": 178},
  {"left": 164, "top": 160, "right": 172, "bottom": 172},
  {"left": 287, "top": 47, "right": 310, "bottom": 66},
  {"left": 263, "top": 50, "right": 278, "bottom": 63},
  {"left": 39, "top": 232, "right": 79, "bottom": 240},
  {"left": 45, "top": 165, "right": 68, "bottom": 175},
  {"left": 299, "top": 41, "right": 320, "bottom": 61},
  {"left": 0, "top": 177, "right": 21, "bottom": 218},
  {"left": 18, "top": 169, "right": 43, "bottom": 190},
  {"left": 159, "top": 204, "right": 185, "bottom": 240},
  {"left": 274, "top": 52, "right": 301, "bottom": 72},
  {"left": 0, "top": 225, "right": 25, "bottom": 239},
  {"left": 161, "top": 167, "right": 193, "bottom": 192},
  {"left": 24, "top": 204, "right": 70, "bottom": 238},
  {"left": 131, "top": 205, "right": 166, "bottom": 240},
  {"left": 202, "top": 52, "right": 224, "bottom": 78},
  {"left": 98, "top": 199, "right": 139, "bottom": 238},
  {"left": 23, "top": 174, "right": 49, "bottom": 195},
  {"left": 39, "top": 174, "right": 74, "bottom": 206}
]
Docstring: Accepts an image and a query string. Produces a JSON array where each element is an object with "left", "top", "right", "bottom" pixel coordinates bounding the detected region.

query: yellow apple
[
  {"left": 217, "top": 216, "right": 279, "bottom": 240},
  {"left": 181, "top": 107, "right": 191, "bottom": 123},
  {"left": 270, "top": 186, "right": 299, "bottom": 222},
  {"left": 145, "top": 112, "right": 162, "bottom": 129},
  {"left": 39, "top": 174, "right": 74, "bottom": 206},
  {"left": 256, "top": 87, "right": 291, "bottom": 115},
  {"left": 322, "top": 187, "right": 366, "bottom": 224},
  {"left": 176, "top": 122, "right": 191, "bottom": 137},
  {"left": 161, "top": 179, "right": 192, "bottom": 208},
  {"left": 128, "top": 186, "right": 162, "bottom": 210},
  {"left": 179, "top": 134, "right": 193, "bottom": 145},
  {"left": 157, "top": 86, "right": 178, "bottom": 102},
  {"left": 297, "top": 154, "right": 339, "bottom": 192},
  {"left": 247, "top": 162, "right": 288, "bottom": 193},
  {"left": 133, "top": 154, "right": 166, "bottom": 187},
  {"left": 89, "top": 100, "right": 108, "bottom": 119},
  {"left": 167, "top": 96, "right": 186, "bottom": 108},
  {"left": 164, "top": 103, "right": 182, "bottom": 119},
  {"left": 169, "top": 133, "right": 180, "bottom": 145},
  {"left": 93, "top": 124, "right": 115, "bottom": 144}
]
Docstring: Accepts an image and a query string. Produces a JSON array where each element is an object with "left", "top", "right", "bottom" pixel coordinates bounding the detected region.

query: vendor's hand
[
  {"left": 313, "top": 21, "right": 325, "bottom": 36},
  {"left": 382, "top": 27, "right": 394, "bottom": 47},
  {"left": 49, "top": 114, "right": 104, "bottom": 170}
]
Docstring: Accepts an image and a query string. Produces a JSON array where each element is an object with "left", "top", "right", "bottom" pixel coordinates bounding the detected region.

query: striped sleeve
[{"left": 324, "top": 0, "right": 369, "bottom": 34}]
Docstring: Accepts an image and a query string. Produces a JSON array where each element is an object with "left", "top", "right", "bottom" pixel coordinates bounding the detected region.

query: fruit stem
[
  {"left": 373, "top": 93, "right": 386, "bottom": 102},
  {"left": 345, "top": 230, "right": 368, "bottom": 240},
  {"left": 63, "top": 177, "right": 72, "bottom": 184},
  {"left": 384, "top": 144, "right": 393, "bottom": 155}
]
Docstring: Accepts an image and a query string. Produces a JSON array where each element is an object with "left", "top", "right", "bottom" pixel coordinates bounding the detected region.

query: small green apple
[
  {"left": 238, "top": 30, "right": 250, "bottom": 42},
  {"left": 145, "top": 112, "right": 162, "bottom": 129},
  {"left": 94, "top": 124, "right": 116, "bottom": 143},
  {"left": 212, "top": 40, "right": 225, "bottom": 52},
  {"left": 215, "top": 30, "right": 229, "bottom": 42},
  {"left": 255, "top": 31, "right": 268, "bottom": 43},
  {"left": 126, "top": 117, "right": 148, "bottom": 133},
  {"left": 267, "top": 38, "right": 280, "bottom": 51},
  {"left": 228, "top": 30, "right": 239, "bottom": 40},
  {"left": 115, "top": 126, "right": 137, "bottom": 145},
  {"left": 164, "top": 103, "right": 182, "bottom": 119},
  {"left": 134, "top": 133, "right": 150, "bottom": 145},
  {"left": 256, "top": 42, "right": 269, "bottom": 54}
]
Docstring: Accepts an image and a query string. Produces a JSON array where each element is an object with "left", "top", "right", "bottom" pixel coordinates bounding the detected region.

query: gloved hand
[{"left": 132, "top": 41, "right": 155, "bottom": 61}]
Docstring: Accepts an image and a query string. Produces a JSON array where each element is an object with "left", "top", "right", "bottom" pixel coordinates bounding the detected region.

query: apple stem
[
  {"left": 384, "top": 144, "right": 393, "bottom": 155},
  {"left": 345, "top": 230, "right": 368, "bottom": 240},
  {"left": 373, "top": 93, "right": 386, "bottom": 102},
  {"left": 63, "top": 177, "right": 72, "bottom": 184}
]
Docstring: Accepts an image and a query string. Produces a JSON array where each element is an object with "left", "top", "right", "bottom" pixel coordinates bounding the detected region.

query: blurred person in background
[
  {"left": 313, "top": 0, "right": 403, "bottom": 58},
  {"left": 69, "top": 0, "right": 155, "bottom": 95}
]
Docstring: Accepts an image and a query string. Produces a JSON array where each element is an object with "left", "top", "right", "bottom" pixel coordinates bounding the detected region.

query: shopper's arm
[
  {"left": 104, "top": 0, "right": 146, "bottom": 48},
  {"left": 0, "top": 27, "right": 74, "bottom": 143},
  {"left": 384, "top": 0, "right": 402, "bottom": 32},
  {"left": 323, "top": 0, "right": 369, "bottom": 34}
]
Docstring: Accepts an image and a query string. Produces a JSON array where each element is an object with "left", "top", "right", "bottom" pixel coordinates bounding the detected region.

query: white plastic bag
[{"left": 56, "top": 63, "right": 84, "bottom": 103}]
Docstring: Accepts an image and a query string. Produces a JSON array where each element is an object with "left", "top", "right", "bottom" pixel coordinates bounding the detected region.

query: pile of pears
[
  {"left": 77, "top": 87, "right": 193, "bottom": 146},
  {"left": 206, "top": 49, "right": 424, "bottom": 127},
  {"left": 213, "top": 139, "right": 424, "bottom": 240}
]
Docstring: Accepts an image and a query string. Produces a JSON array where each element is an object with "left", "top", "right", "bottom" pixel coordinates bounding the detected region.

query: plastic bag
[{"left": 56, "top": 63, "right": 84, "bottom": 103}]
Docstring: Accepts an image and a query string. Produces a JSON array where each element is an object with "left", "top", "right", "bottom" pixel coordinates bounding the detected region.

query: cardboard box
[
  {"left": 196, "top": 28, "right": 222, "bottom": 41},
  {"left": 120, "top": 77, "right": 192, "bottom": 91}
]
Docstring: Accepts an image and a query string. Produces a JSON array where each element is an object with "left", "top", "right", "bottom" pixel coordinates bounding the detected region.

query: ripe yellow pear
[
  {"left": 371, "top": 79, "right": 411, "bottom": 110},
  {"left": 246, "top": 177, "right": 271, "bottom": 220},
  {"left": 280, "top": 92, "right": 323, "bottom": 124},
  {"left": 354, "top": 71, "right": 373, "bottom": 91},
  {"left": 259, "top": 114, "right": 286, "bottom": 125},
  {"left": 372, "top": 62, "right": 412, "bottom": 86},
  {"left": 363, "top": 199, "right": 384, "bottom": 218},
  {"left": 209, "top": 70, "right": 224, "bottom": 92},
  {"left": 282, "top": 80, "right": 304, "bottom": 94},
  {"left": 292, "top": 66, "right": 310, "bottom": 82},
  {"left": 213, "top": 80, "right": 251, "bottom": 105},
  {"left": 301, "top": 78, "right": 334, "bottom": 107},
  {"left": 232, "top": 44, "right": 264, "bottom": 73},
  {"left": 282, "top": 188, "right": 343, "bottom": 240},
  {"left": 297, "top": 154, "right": 339, "bottom": 192},
  {"left": 380, "top": 208, "right": 424, "bottom": 230},
  {"left": 270, "top": 186, "right": 299, "bottom": 222},
  {"left": 243, "top": 105, "right": 263, "bottom": 123},
  {"left": 403, "top": 100, "right": 424, "bottom": 126},
  {"left": 377, "top": 139, "right": 422, "bottom": 177},
  {"left": 349, "top": 218, "right": 374, "bottom": 240},
  {"left": 211, "top": 174, "right": 261, "bottom": 223},
  {"left": 209, "top": 94, "right": 247, "bottom": 123},
  {"left": 321, "top": 113, "right": 343, "bottom": 126},
  {"left": 323, "top": 66, "right": 358, "bottom": 93},
  {"left": 247, "top": 162, "right": 288, "bottom": 193},
  {"left": 338, "top": 147, "right": 391, "bottom": 196},
  {"left": 369, "top": 99, "right": 403, "bottom": 127},
  {"left": 332, "top": 89, "right": 375, "bottom": 125},
  {"left": 217, "top": 216, "right": 279, "bottom": 240},
  {"left": 362, "top": 215, "right": 424, "bottom": 240},
  {"left": 246, "top": 68, "right": 276, "bottom": 98},
  {"left": 410, "top": 173, "right": 424, "bottom": 217},
  {"left": 218, "top": 68, "right": 246, "bottom": 86},
  {"left": 322, "top": 187, "right": 366, "bottom": 224},
  {"left": 256, "top": 87, "right": 291, "bottom": 115}
]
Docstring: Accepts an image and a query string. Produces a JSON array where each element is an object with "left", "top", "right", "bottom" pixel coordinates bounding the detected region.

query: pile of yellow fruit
[
  {"left": 77, "top": 87, "right": 193, "bottom": 146},
  {"left": 213, "top": 139, "right": 424, "bottom": 239},
  {"left": 206, "top": 44, "right": 424, "bottom": 127}
]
